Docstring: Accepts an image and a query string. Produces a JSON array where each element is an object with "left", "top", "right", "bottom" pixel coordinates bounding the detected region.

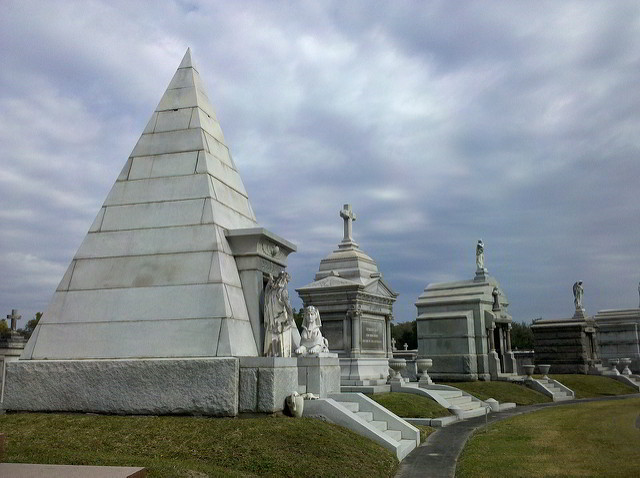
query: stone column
[
  {"left": 350, "top": 307, "right": 362, "bottom": 357},
  {"left": 506, "top": 324, "right": 513, "bottom": 352},
  {"left": 386, "top": 314, "right": 393, "bottom": 358},
  {"left": 488, "top": 326, "right": 496, "bottom": 352}
]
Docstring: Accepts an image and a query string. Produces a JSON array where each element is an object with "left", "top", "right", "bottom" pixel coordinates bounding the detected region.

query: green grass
[
  {"left": 367, "top": 392, "right": 451, "bottom": 418},
  {"left": 540, "top": 374, "right": 637, "bottom": 399},
  {"left": 0, "top": 413, "right": 398, "bottom": 478},
  {"left": 457, "top": 397, "right": 640, "bottom": 477},
  {"left": 440, "top": 381, "right": 551, "bottom": 405}
]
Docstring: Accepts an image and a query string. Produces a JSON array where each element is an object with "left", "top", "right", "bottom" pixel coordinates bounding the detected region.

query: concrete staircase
[
  {"left": 588, "top": 363, "right": 640, "bottom": 391},
  {"left": 622, "top": 375, "right": 640, "bottom": 391},
  {"left": 524, "top": 378, "right": 574, "bottom": 401},
  {"left": 608, "top": 374, "right": 640, "bottom": 391},
  {"left": 303, "top": 392, "right": 419, "bottom": 461},
  {"left": 426, "top": 388, "right": 488, "bottom": 419},
  {"left": 390, "top": 382, "right": 515, "bottom": 425}
]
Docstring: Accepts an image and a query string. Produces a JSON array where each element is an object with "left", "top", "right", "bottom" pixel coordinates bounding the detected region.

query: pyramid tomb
[{"left": 2, "top": 49, "right": 339, "bottom": 416}]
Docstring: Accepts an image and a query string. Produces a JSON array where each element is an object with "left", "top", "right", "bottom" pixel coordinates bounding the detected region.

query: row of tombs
[{"left": 1, "top": 49, "right": 639, "bottom": 460}]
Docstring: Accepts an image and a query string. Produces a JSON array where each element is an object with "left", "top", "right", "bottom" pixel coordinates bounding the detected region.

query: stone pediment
[
  {"left": 297, "top": 275, "right": 359, "bottom": 291},
  {"left": 363, "top": 277, "right": 398, "bottom": 299}
]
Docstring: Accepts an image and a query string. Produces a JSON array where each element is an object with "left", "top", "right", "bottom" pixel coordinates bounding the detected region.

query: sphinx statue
[{"left": 295, "top": 305, "right": 329, "bottom": 356}]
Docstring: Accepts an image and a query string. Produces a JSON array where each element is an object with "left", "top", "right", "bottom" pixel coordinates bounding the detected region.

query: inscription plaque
[
  {"left": 361, "top": 318, "right": 384, "bottom": 350},
  {"left": 322, "top": 320, "right": 344, "bottom": 350}
]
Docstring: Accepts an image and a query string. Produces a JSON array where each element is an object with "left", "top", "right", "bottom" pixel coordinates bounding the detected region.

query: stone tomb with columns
[
  {"left": 415, "top": 242, "right": 517, "bottom": 381},
  {"left": 297, "top": 205, "right": 398, "bottom": 392},
  {"left": 2, "top": 49, "right": 339, "bottom": 416},
  {"left": 532, "top": 283, "right": 601, "bottom": 374}
]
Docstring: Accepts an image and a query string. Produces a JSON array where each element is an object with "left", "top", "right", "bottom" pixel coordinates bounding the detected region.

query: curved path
[{"left": 395, "top": 393, "right": 640, "bottom": 478}]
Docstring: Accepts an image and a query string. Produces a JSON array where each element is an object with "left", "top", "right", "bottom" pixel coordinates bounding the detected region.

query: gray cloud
[{"left": 1, "top": 0, "right": 640, "bottom": 327}]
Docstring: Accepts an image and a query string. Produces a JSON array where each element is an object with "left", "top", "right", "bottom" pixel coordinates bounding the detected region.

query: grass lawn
[
  {"left": 457, "top": 397, "right": 640, "bottom": 478},
  {"left": 0, "top": 413, "right": 398, "bottom": 478},
  {"left": 541, "top": 374, "right": 637, "bottom": 398},
  {"left": 440, "top": 381, "right": 551, "bottom": 405},
  {"left": 367, "top": 392, "right": 451, "bottom": 418}
]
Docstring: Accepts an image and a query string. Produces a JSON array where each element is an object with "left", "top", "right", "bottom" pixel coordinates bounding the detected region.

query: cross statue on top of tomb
[
  {"left": 7, "top": 309, "right": 21, "bottom": 331},
  {"left": 340, "top": 204, "right": 356, "bottom": 244}
]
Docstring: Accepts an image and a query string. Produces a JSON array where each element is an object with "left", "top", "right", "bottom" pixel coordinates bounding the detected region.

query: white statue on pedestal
[
  {"left": 295, "top": 306, "right": 329, "bottom": 356},
  {"left": 476, "top": 239, "right": 485, "bottom": 272},
  {"left": 573, "top": 280, "right": 584, "bottom": 310},
  {"left": 264, "top": 271, "right": 295, "bottom": 357}
]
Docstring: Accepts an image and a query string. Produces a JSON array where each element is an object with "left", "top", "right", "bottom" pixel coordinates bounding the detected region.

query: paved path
[{"left": 394, "top": 393, "right": 640, "bottom": 478}]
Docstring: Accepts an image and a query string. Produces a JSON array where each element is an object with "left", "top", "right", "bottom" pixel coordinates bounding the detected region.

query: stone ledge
[
  {"left": 2, "top": 358, "right": 238, "bottom": 416},
  {"left": 0, "top": 464, "right": 146, "bottom": 478}
]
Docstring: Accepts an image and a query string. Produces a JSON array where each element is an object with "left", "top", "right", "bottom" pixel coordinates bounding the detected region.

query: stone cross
[
  {"left": 391, "top": 338, "right": 396, "bottom": 351},
  {"left": 403, "top": 343, "right": 409, "bottom": 351},
  {"left": 7, "top": 309, "right": 21, "bottom": 331},
  {"left": 340, "top": 204, "right": 356, "bottom": 243}
]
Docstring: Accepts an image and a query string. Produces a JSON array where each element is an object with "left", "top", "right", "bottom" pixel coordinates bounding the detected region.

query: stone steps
[
  {"left": 304, "top": 393, "right": 420, "bottom": 461},
  {"left": 337, "top": 401, "right": 404, "bottom": 444},
  {"left": 524, "top": 378, "right": 574, "bottom": 401}
]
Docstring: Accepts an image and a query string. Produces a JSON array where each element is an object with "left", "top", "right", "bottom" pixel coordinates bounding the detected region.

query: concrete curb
[{"left": 394, "top": 393, "right": 640, "bottom": 478}]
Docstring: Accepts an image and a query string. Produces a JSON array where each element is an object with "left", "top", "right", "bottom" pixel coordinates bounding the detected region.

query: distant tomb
[
  {"left": 2, "top": 49, "right": 339, "bottom": 416},
  {"left": 592, "top": 283, "right": 640, "bottom": 373},
  {"left": 0, "top": 310, "right": 27, "bottom": 363},
  {"left": 297, "top": 204, "right": 398, "bottom": 392},
  {"left": 532, "top": 281, "right": 601, "bottom": 374},
  {"left": 415, "top": 240, "right": 517, "bottom": 381}
]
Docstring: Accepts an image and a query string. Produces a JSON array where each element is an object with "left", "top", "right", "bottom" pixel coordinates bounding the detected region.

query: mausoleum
[
  {"left": 592, "top": 284, "right": 640, "bottom": 373},
  {"left": 297, "top": 205, "right": 398, "bottom": 391},
  {"left": 1, "top": 49, "right": 340, "bottom": 416},
  {"left": 415, "top": 240, "right": 517, "bottom": 381},
  {"left": 532, "top": 281, "right": 600, "bottom": 374}
]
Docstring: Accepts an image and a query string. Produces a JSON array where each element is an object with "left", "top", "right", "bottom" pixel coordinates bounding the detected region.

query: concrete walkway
[{"left": 394, "top": 393, "right": 640, "bottom": 478}]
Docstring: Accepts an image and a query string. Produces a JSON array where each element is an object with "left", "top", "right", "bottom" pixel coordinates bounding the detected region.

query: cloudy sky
[{"left": 1, "top": 0, "right": 640, "bottom": 327}]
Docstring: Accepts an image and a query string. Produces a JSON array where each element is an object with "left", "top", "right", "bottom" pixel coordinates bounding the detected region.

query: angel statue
[{"left": 263, "top": 271, "right": 296, "bottom": 357}]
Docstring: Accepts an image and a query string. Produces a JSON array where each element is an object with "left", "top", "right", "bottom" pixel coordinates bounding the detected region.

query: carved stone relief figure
[
  {"left": 264, "top": 271, "right": 295, "bottom": 357},
  {"left": 295, "top": 305, "right": 329, "bottom": 356}
]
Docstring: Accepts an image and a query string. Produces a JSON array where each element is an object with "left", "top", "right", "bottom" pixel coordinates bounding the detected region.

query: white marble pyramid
[{"left": 22, "top": 49, "right": 260, "bottom": 360}]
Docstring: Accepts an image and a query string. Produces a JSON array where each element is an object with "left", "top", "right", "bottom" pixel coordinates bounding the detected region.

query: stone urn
[
  {"left": 388, "top": 358, "right": 407, "bottom": 382},
  {"left": 523, "top": 364, "right": 535, "bottom": 380},
  {"left": 609, "top": 358, "right": 620, "bottom": 375},
  {"left": 620, "top": 358, "right": 632, "bottom": 376},
  {"left": 416, "top": 358, "right": 433, "bottom": 385},
  {"left": 286, "top": 392, "right": 304, "bottom": 418},
  {"left": 538, "top": 364, "right": 551, "bottom": 380}
]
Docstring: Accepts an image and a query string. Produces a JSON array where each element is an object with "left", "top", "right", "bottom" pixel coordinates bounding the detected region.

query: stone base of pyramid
[{"left": 2, "top": 356, "right": 340, "bottom": 416}]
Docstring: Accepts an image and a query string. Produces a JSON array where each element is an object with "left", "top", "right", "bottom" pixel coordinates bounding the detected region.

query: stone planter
[
  {"left": 537, "top": 364, "right": 551, "bottom": 379},
  {"left": 620, "top": 358, "right": 632, "bottom": 376},
  {"left": 416, "top": 358, "right": 433, "bottom": 385},
  {"left": 609, "top": 358, "right": 620, "bottom": 375},
  {"left": 523, "top": 364, "right": 535, "bottom": 380},
  {"left": 388, "top": 358, "right": 407, "bottom": 382}
]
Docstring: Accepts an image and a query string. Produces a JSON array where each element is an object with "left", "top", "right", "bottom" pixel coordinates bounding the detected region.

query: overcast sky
[{"left": 1, "top": 0, "right": 640, "bottom": 327}]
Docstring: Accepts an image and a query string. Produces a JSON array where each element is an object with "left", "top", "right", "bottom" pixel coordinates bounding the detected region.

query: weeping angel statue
[{"left": 264, "top": 271, "right": 296, "bottom": 357}]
